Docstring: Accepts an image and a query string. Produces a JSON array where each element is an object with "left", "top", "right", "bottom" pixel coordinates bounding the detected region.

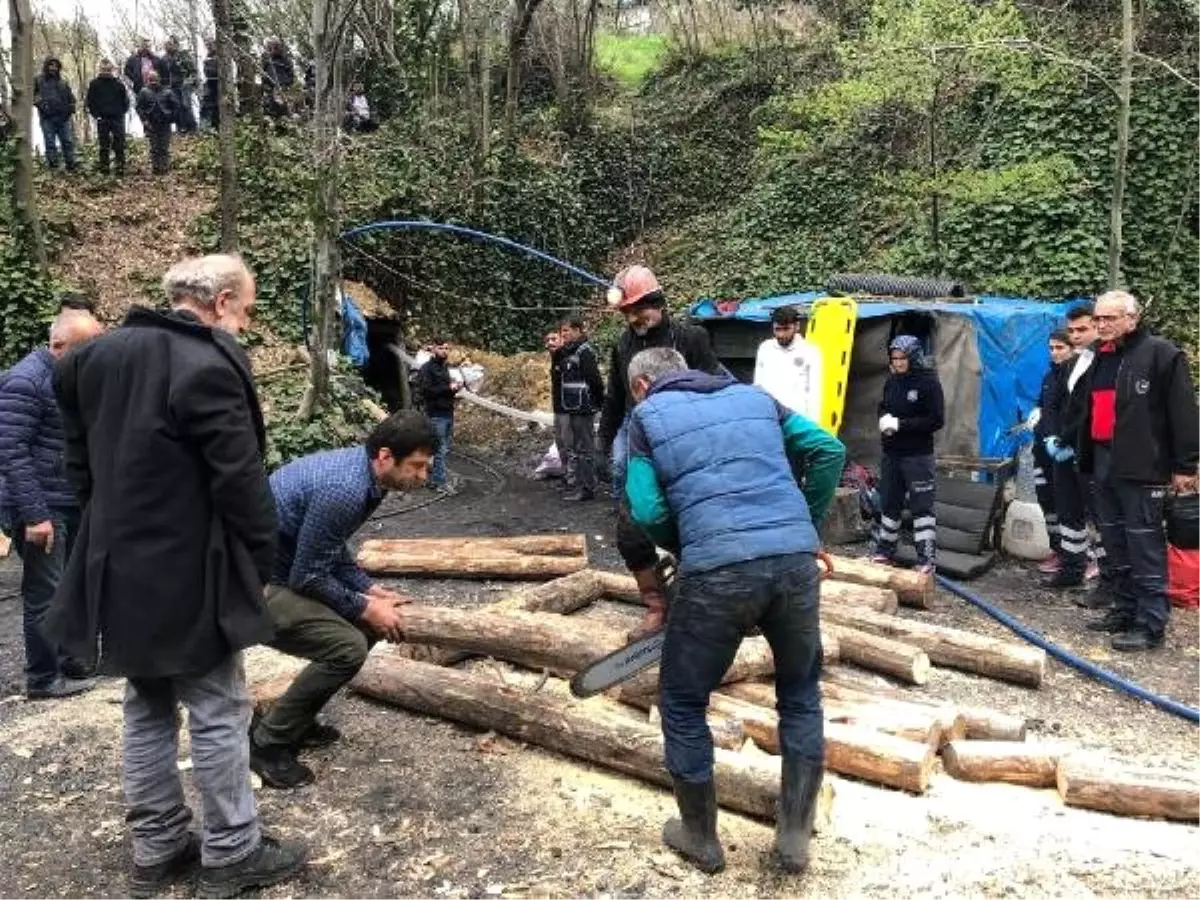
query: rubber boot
[
  {"left": 662, "top": 778, "right": 725, "bottom": 873},
  {"left": 626, "top": 567, "right": 667, "bottom": 641},
  {"left": 773, "top": 756, "right": 823, "bottom": 873}
]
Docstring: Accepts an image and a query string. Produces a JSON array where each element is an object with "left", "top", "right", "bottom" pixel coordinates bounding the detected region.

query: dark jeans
[
  {"left": 1090, "top": 446, "right": 1169, "bottom": 634},
  {"left": 429, "top": 415, "right": 453, "bottom": 486},
  {"left": 40, "top": 116, "right": 77, "bottom": 169},
  {"left": 555, "top": 412, "right": 597, "bottom": 493},
  {"left": 874, "top": 452, "right": 937, "bottom": 565},
  {"left": 7, "top": 509, "right": 79, "bottom": 691},
  {"left": 96, "top": 116, "right": 126, "bottom": 173},
  {"left": 146, "top": 124, "right": 172, "bottom": 174},
  {"left": 254, "top": 586, "right": 373, "bottom": 749},
  {"left": 1032, "top": 440, "right": 1058, "bottom": 552},
  {"left": 659, "top": 553, "right": 824, "bottom": 783},
  {"left": 1052, "top": 458, "right": 1088, "bottom": 576}
]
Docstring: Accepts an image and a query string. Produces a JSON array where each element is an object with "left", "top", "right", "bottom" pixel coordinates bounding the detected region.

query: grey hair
[
  {"left": 1095, "top": 290, "right": 1141, "bottom": 315},
  {"left": 628, "top": 347, "right": 687, "bottom": 391},
  {"left": 162, "top": 255, "right": 249, "bottom": 309}
]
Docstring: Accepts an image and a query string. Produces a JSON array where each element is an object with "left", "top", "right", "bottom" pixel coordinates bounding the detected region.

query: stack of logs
[{"left": 323, "top": 535, "right": 1197, "bottom": 824}]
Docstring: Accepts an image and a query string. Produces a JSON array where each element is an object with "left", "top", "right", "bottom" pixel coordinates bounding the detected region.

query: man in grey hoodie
[{"left": 33, "top": 57, "right": 78, "bottom": 171}]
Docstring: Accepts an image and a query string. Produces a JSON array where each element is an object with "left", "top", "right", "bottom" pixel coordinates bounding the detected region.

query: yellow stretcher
[{"left": 806, "top": 297, "right": 858, "bottom": 434}]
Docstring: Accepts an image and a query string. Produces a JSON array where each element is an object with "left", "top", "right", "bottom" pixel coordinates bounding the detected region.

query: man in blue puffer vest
[
  {"left": 0, "top": 309, "right": 103, "bottom": 699},
  {"left": 624, "top": 347, "right": 845, "bottom": 876}
]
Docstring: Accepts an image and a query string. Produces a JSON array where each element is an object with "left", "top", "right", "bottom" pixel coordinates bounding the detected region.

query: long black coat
[{"left": 47, "top": 307, "right": 278, "bottom": 679}]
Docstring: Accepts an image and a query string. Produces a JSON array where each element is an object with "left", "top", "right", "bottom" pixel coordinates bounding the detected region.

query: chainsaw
[{"left": 569, "top": 555, "right": 677, "bottom": 698}]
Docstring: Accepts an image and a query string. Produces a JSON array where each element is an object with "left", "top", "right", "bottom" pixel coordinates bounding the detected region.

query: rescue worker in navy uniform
[
  {"left": 596, "top": 265, "right": 721, "bottom": 638},
  {"left": 1074, "top": 290, "right": 1198, "bottom": 651},
  {"left": 1031, "top": 329, "right": 1075, "bottom": 570},
  {"left": 624, "top": 347, "right": 845, "bottom": 874},
  {"left": 869, "top": 335, "right": 945, "bottom": 573}
]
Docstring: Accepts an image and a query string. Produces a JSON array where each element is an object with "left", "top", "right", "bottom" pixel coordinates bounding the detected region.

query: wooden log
[
  {"left": 357, "top": 547, "right": 588, "bottom": 579},
  {"left": 820, "top": 606, "right": 1046, "bottom": 688},
  {"left": 1057, "top": 758, "right": 1199, "bottom": 822},
  {"left": 824, "top": 624, "right": 931, "bottom": 686},
  {"left": 394, "top": 570, "right": 604, "bottom": 667},
  {"left": 707, "top": 694, "right": 935, "bottom": 793},
  {"left": 718, "top": 682, "right": 945, "bottom": 746},
  {"left": 942, "top": 740, "right": 1063, "bottom": 787},
  {"left": 359, "top": 534, "right": 587, "bottom": 557},
  {"left": 351, "top": 653, "right": 835, "bottom": 826},
  {"left": 594, "top": 568, "right": 899, "bottom": 613},
  {"left": 818, "top": 680, "right": 965, "bottom": 744},
  {"left": 824, "top": 553, "right": 933, "bottom": 608}
]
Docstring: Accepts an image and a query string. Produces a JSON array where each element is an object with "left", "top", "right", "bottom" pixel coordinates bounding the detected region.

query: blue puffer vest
[
  {"left": 631, "top": 371, "right": 819, "bottom": 574},
  {"left": 0, "top": 348, "right": 76, "bottom": 525}
]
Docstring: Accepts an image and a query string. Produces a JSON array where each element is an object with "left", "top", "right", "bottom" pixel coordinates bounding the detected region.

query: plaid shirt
[{"left": 269, "top": 446, "right": 384, "bottom": 621}]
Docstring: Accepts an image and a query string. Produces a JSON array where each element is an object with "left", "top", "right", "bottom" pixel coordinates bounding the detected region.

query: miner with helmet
[{"left": 597, "top": 265, "right": 722, "bottom": 638}]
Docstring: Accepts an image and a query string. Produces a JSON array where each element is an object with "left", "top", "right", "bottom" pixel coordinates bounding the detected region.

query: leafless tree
[{"left": 6, "top": 0, "right": 48, "bottom": 271}]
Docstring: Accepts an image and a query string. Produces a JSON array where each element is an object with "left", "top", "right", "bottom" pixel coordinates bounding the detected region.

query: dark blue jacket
[
  {"left": 0, "top": 348, "right": 77, "bottom": 526},
  {"left": 626, "top": 370, "right": 845, "bottom": 575},
  {"left": 878, "top": 368, "right": 945, "bottom": 457}
]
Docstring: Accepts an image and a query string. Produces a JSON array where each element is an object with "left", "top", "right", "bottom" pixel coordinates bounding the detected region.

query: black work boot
[
  {"left": 195, "top": 835, "right": 308, "bottom": 899},
  {"left": 1041, "top": 568, "right": 1084, "bottom": 589},
  {"left": 1111, "top": 625, "right": 1164, "bottom": 652},
  {"left": 1086, "top": 609, "right": 1134, "bottom": 633},
  {"left": 773, "top": 756, "right": 823, "bottom": 873},
  {"left": 129, "top": 832, "right": 200, "bottom": 898},
  {"left": 297, "top": 721, "right": 341, "bottom": 750},
  {"left": 662, "top": 778, "right": 725, "bottom": 873},
  {"left": 249, "top": 739, "right": 314, "bottom": 789},
  {"left": 1073, "top": 586, "right": 1112, "bottom": 609}
]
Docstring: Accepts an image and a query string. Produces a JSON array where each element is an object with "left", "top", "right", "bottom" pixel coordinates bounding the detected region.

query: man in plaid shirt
[{"left": 251, "top": 411, "right": 437, "bottom": 788}]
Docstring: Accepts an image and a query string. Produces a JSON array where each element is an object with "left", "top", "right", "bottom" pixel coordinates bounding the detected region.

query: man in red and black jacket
[{"left": 1074, "top": 291, "right": 1199, "bottom": 651}]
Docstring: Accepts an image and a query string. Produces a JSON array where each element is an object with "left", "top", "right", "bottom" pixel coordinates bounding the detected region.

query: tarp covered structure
[{"left": 689, "top": 292, "right": 1081, "bottom": 466}]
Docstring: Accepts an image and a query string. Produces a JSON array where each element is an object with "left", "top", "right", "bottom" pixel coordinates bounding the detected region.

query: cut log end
[{"left": 942, "top": 740, "right": 1061, "bottom": 788}]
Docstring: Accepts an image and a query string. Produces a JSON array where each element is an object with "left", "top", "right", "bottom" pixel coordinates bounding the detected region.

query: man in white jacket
[{"left": 754, "top": 305, "right": 823, "bottom": 420}]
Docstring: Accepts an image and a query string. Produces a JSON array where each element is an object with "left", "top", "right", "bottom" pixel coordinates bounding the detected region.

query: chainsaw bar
[{"left": 569, "top": 628, "right": 665, "bottom": 698}]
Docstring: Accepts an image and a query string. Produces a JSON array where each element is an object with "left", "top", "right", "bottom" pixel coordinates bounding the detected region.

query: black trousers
[
  {"left": 1052, "top": 458, "right": 1088, "bottom": 576},
  {"left": 1090, "top": 446, "right": 1169, "bottom": 635},
  {"left": 146, "top": 124, "right": 172, "bottom": 174},
  {"left": 1032, "top": 440, "right": 1058, "bottom": 552},
  {"left": 874, "top": 452, "right": 937, "bottom": 565},
  {"left": 96, "top": 116, "right": 126, "bottom": 173}
]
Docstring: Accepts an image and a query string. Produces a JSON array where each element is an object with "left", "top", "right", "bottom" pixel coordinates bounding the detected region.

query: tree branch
[{"left": 1131, "top": 50, "right": 1200, "bottom": 91}]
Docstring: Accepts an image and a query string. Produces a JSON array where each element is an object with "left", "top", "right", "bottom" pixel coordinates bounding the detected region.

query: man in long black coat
[{"left": 48, "top": 254, "right": 307, "bottom": 899}]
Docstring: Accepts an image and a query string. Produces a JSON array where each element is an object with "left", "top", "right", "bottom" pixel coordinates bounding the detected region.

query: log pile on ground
[{"left": 324, "top": 539, "right": 1195, "bottom": 821}]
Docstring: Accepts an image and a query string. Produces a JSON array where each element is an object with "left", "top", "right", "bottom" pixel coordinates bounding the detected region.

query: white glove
[
  {"left": 1021, "top": 407, "right": 1042, "bottom": 432},
  {"left": 879, "top": 414, "right": 899, "bottom": 435}
]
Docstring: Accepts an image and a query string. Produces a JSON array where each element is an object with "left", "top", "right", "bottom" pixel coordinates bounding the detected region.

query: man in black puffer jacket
[
  {"left": 0, "top": 310, "right": 103, "bottom": 699},
  {"left": 870, "top": 335, "right": 945, "bottom": 573},
  {"left": 34, "top": 56, "right": 78, "bottom": 171},
  {"left": 86, "top": 59, "right": 130, "bottom": 176},
  {"left": 1074, "top": 290, "right": 1198, "bottom": 651},
  {"left": 597, "top": 265, "right": 721, "bottom": 638}
]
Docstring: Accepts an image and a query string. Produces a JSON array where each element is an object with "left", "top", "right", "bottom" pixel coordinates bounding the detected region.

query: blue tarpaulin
[
  {"left": 690, "top": 292, "right": 1083, "bottom": 459},
  {"left": 341, "top": 294, "right": 370, "bottom": 367}
]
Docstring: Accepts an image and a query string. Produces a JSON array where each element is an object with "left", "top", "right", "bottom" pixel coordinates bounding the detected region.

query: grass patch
[{"left": 596, "top": 33, "right": 668, "bottom": 87}]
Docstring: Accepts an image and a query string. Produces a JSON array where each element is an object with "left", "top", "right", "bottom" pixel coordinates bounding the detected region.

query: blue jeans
[
  {"left": 40, "top": 116, "right": 77, "bottom": 169},
  {"left": 430, "top": 415, "right": 453, "bottom": 486},
  {"left": 659, "top": 553, "right": 824, "bottom": 783},
  {"left": 6, "top": 510, "right": 78, "bottom": 691}
]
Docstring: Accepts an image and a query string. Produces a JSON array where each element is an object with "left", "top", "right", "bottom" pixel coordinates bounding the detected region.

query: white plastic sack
[{"left": 535, "top": 442, "right": 565, "bottom": 478}]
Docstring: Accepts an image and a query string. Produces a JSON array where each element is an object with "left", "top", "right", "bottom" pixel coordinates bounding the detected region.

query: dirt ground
[{"left": 1, "top": 437, "right": 1197, "bottom": 899}]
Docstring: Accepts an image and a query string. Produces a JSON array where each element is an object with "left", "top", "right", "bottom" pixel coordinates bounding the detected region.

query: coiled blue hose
[{"left": 935, "top": 574, "right": 1199, "bottom": 724}]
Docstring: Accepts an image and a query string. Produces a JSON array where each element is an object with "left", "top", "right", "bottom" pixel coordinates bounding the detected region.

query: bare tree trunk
[
  {"left": 231, "top": 0, "right": 260, "bottom": 124},
  {"left": 213, "top": 0, "right": 239, "bottom": 250},
  {"left": 301, "top": 0, "right": 357, "bottom": 419},
  {"left": 503, "top": 0, "right": 543, "bottom": 138},
  {"left": 1108, "top": 0, "right": 1134, "bottom": 289},
  {"left": 7, "top": 0, "right": 48, "bottom": 273}
]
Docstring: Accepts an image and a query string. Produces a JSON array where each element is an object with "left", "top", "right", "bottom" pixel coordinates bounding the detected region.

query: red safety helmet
[{"left": 607, "top": 265, "right": 663, "bottom": 309}]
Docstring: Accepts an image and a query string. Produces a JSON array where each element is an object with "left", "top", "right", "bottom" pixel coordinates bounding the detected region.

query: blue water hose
[{"left": 935, "top": 574, "right": 1199, "bottom": 724}]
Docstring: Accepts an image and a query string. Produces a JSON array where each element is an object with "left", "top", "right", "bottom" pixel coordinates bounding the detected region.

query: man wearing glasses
[{"left": 1074, "top": 291, "right": 1198, "bottom": 651}]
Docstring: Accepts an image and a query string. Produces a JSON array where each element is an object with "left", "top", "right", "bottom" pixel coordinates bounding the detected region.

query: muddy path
[{"left": 0, "top": 442, "right": 1197, "bottom": 898}]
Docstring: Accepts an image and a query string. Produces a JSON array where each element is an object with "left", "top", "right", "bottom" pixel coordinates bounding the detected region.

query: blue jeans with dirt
[
  {"left": 659, "top": 553, "right": 824, "bottom": 782},
  {"left": 429, "top": 415, "right": 453, "bottom": 487}
]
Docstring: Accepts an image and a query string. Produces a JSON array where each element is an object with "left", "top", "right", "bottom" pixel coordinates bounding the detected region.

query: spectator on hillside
[
  {"left": 1075, "top": 290, "right": 1198, "bottom": 652},
  {"left": 754, "top": 304, "right": 823, "bottom": 421},
  {"left": 86, "top": 58, "right": 130, "bottom": 177},
  {"left": 34, "top": 56, "right": 78, "bottom": 172},
  {"left": 136, "top": 70, "right": 179, "bottom": 176},
  {"left": 0, "top": 310, "right": 104, "bottom": 700},
  {"left": 343, "top": 81, "right": 378, "bottom": 132},
  {"left": 261, "top": 37, "right": 295, "bottom": 118},
  {"left": 553, "top": 316, "right": 604, "bottom": 502},
  {"left": 200, "top": 38, "right": 220, "bottom": 129},
  {"left": 123, "top": 37, "right": 162, "bottom": 95},
  {"left": 160, "top": 35, "right": 198, "bottom": 133}
]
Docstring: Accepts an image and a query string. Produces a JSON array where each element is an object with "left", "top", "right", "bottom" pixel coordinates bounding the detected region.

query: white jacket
[{"left": 754, "top": 336, "right": 823, "bottom": 420}]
